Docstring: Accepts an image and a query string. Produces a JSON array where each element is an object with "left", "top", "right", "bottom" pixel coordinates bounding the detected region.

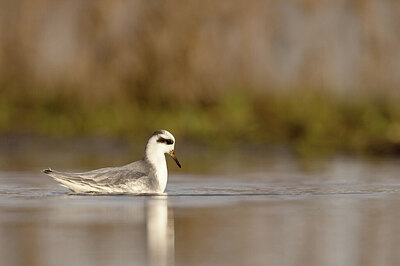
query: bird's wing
[
  {"left": 43, "top": 160, "right": 150, "bottom": 186},
  {"left": 88, "top": 168, "right": 147, "bottom": 185}
]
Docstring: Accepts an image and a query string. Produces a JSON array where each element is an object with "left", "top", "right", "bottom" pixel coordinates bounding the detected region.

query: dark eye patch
[{"left": 157, "top": 137, "right": 174, "bottom": 145}]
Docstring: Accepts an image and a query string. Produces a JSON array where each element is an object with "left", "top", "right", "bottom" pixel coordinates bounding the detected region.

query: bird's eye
[{"left": 157, "top": 137, "right": 174, "bottom": 145}]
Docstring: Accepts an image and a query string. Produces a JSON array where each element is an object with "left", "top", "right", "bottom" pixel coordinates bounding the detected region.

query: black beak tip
[{"left": 171, "top": 152, "right": 182, "bottom": 168}]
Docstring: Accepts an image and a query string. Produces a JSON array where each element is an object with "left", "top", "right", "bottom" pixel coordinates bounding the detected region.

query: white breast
[
  {"left": 151, "top": 154, "right": 169, "bottom": 193},
  {"left": 156, "top": 165, "right": 168, "bottom": 193}
]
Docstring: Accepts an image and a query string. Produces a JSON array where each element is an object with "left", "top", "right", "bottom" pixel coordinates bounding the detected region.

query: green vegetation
[
  {"left": 1, "top": 1, "right": 400, "bottom": 157},
  {"left": 1, "top": 87, "right": 399, "bottom": 156}
]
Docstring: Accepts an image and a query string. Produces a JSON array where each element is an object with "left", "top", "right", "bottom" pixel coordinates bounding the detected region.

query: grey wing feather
[
  {"left": 43, "top": 160, "right": 150, "bottom": 186},
  {"left": 91, "top": 168, "right": 147, "bottom": 185}
]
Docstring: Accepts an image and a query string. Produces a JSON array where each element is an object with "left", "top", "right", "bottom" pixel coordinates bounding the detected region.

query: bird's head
[{"left": 145, "top": 130, "right": 181, "bottom": 168}]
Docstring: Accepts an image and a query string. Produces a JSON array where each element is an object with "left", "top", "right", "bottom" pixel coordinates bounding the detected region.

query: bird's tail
[{"left": 42, "top": 168, "right": 53, "bottom": 174}]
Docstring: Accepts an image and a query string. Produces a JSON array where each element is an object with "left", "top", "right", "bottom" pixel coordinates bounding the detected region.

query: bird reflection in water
[{"left": 146, "top": 197, "right": 175, "bottom": 266}]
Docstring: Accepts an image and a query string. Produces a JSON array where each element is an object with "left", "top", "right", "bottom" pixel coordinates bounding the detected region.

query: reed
[{"left": 1, "top": 0, "right": 399, "bottom": 155}]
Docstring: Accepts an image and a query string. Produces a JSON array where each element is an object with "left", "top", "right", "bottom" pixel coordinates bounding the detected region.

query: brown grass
[{"left": 0, "top": 0, "right": 400, "bottom": 155}]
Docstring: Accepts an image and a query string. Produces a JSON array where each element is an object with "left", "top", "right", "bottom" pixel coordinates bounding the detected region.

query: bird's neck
[{"left": 144, "top": 146, "right": 168, "bottom": 192}]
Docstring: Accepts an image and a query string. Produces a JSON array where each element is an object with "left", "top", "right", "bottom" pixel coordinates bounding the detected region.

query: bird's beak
[{"left": 170, "top": 150, "right": 181, "bottom": 168}]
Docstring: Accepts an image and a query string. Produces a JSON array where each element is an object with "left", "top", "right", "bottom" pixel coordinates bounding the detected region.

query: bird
[{"left": 43, "top": 130, "right": 181, "bottom": 194}]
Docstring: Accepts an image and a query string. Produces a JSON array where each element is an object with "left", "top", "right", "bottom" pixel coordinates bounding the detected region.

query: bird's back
[{"left": 43, "top": 159, "right": 159, "bottom": 193}]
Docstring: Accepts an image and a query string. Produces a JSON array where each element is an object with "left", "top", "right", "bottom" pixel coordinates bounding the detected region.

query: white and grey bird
[{"left": 43, "top": 130, "right": 181, "bottom": 194}]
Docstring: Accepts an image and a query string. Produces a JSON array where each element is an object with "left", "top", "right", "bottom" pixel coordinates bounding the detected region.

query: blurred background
[
  {"left": 2, "top": 2, "right": 400, "bottom": 266},
  {"left": 1, "top": 0, "right": 400, "bottom": 170}
]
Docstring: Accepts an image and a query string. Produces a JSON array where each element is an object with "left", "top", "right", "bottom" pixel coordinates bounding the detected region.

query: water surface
[{"left": 1, "top": 157, "right": 400, "bottom": 266}]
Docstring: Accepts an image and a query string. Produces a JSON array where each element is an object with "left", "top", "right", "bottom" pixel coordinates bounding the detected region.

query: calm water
[{"left": 1, "top": 155, "right": 400, "bottom": 266}]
